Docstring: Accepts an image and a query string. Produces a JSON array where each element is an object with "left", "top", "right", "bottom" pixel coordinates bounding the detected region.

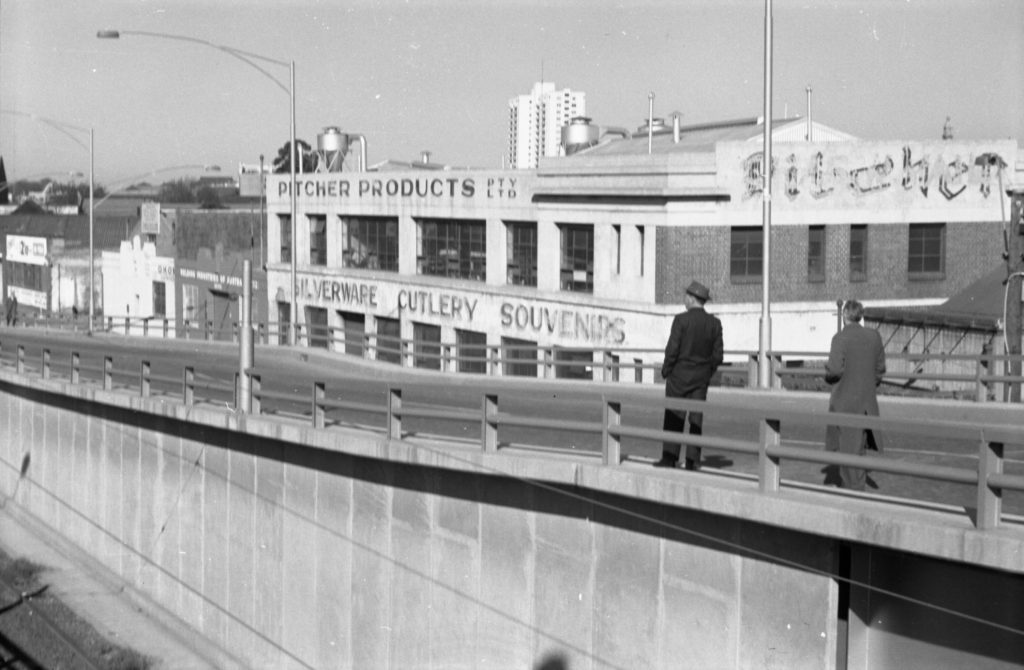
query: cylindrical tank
[
  {"left": 316, "top": 126, "right": 349, "bottom": 172},
  {"left": 561, "top": 116, "right": 600, "bottom": 156},
  {"left": 636, "top": 117, "right": 666, "bottom": 134}
]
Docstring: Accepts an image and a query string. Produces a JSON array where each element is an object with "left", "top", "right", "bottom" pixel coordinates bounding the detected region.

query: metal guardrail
[
  {"left": 13, "top": 314, "right": 1024, "bottom": 402},
  {"left": 2, "top": 340, "right": 1023, "bottom": 532}
]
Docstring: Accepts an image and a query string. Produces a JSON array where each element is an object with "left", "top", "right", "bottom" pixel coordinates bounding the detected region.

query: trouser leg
[
  {"left": 662, "top": 407, "right": 687, "bottom": 462},
  {"left": 839, "top": 431, "right": 868, "bottom": 491},
  {"left": 685, "top": 412, "right": 703, "bottom": 469}
]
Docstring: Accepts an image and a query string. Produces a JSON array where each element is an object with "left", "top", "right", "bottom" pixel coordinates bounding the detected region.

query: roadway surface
[{"left": 1, "top": 325, "right": 1023, "bottom": 519}]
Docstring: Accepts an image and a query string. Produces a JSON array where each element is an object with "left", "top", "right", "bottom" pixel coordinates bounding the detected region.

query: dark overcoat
[
  {"left": 662, "top": 306, "right": 724, "bottom": 398},
  {"left": 824, "top": 323, "right": 886, "bottom": 454}
]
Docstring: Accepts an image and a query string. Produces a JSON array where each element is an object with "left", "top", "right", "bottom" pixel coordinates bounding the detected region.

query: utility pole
[{"left": 1006, "top": 188, "right": 1024, "bottom": 402}]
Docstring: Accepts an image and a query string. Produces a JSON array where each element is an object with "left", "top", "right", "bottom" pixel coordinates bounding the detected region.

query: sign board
[
  {"left": 5, "top": 235, "right": 47, "bottom": 265},
  {"left": 140, "top": 202, "right": 161, "bottom": 235}
]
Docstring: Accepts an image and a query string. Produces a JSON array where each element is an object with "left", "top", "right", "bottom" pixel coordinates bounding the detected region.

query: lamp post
[
  {"left": 1, "top": 110, "right": 95, "bottom": 332},
  {"left": 96, "top": 29, "right": 298, "bottom": 345},
  {"left": 757, "top": 0, "right": 774, "bottom": 389}
]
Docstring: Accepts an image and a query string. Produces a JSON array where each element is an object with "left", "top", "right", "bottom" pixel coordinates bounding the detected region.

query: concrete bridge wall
[{"left": 0, "top": 370, "right": 1021, "bottom": 669}]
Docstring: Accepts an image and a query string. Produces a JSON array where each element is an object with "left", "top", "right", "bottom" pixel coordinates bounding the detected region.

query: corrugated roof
[
  {"left": 0, "top": 214, "right": 132, "bottom": 251},
  {"left": 864, "top": 265, "right": 1011, "bottom": 332}
]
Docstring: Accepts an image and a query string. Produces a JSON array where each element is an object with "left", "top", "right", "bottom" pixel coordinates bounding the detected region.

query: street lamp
[
  {"left": 96, "top": 29, "right": 298, "bottom": 345},
  {"left": 1, "top": 109, "right": 95, "bottom": 332},
  {"left": 757, "top": 0, "right": 774, "bottom": 389},
  {"left": 92, "top": 164, "right": 220, "bottom": 212}
]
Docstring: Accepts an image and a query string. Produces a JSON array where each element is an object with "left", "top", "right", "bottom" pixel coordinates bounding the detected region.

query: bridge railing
[
  {"left": 3, "top": 342, "right": 1022, "bottom": 531},
  {"left": 8, "top": 317, "right": 1024, "bottom": 401}
]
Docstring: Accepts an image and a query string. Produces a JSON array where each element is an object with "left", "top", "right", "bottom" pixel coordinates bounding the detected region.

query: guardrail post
[
  {"left": 183, "top": 367, "right": 195, "bottom": 406},
  {"left": 251, "top": 375, "right": 261, "bottom": 415},
  {"left": 140, "top": 360, "right": 151, "bottom": 397},
  {"left": 747, "top": 354, "right": 758, "bottom": 389},
  {"left": 758, "top": 418, "right": 781, "bottom": 493},
  {"left": 71, "top": 352, "right": 80, "bottom": 384},
  {"left": 602, "top": 399, "right": 621, "bottom": 465},
  {"left": 771, "top": 355, "right": 784, "bottom": 389},
  {"left": 542, "top": 347, "right": 554, "bottom": 379},
  {"left": 976, "top": 438, "right": 1004, "bottom": 530},
  {"left": 17, "top": 345, "right": 24, "bottom": 374},
  {"left": 602, "top": 351, "right": 618, "bottom": 383},
  {"left": 402, "top": 339, "right": 413, "bottom": 368},
  {"left": 482, "top": 393, "right": 498, "bottom": 452},
  {"left": 312, "top": 382, "right": 325, "bottom": 429},
  {"left": 143, "top": 319, "right": 149, "bottom": 337},
  {"left": 388, "top": 388, "right": 402, "bottom": 439},
  {"left": 103, "top": 356, "right": 113, "bottom": 390},
  {"left": 232, "top": 321, "right": 239, "bottom": 344},
  {"left": 233, "top": 372, "right": 239, "bottom": 408},
  {"left": 41, "top": 349, "right": 50, "bottom": 379},
  {"left": 163, "top": 318, "right": 169, "bottom": 338},
  {"left": 106, "top": 316, "right": 112, "bottom": 331},
  {"left": 634, "top": 358, "right": 644, "bottom": 384},
  {"left": 206, "top": 320, "right": 213, "bottom": 342},
  {"left": 124, "top": 317, "right": 130, "bottom": 336},
  {"left": 489, "top": 346, "right": 501, "bottom": 377}
]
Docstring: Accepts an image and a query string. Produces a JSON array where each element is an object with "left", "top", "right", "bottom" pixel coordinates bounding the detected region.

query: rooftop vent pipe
[
  {"left": 561, "top": 116, "right": 600, "bottom": 155},
  {"left": 806, "top": 86, "right": 813, "bottom": 141}
]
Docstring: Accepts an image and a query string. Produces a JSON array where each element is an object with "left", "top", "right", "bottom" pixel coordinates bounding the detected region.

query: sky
[{"left": 1, "top": 0, "right": 1022, "bottom": 188}]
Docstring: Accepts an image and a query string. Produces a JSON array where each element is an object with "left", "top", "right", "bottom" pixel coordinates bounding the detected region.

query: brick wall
[{"left": 656, "top": 220, "right": 1004, "bottom": 305}]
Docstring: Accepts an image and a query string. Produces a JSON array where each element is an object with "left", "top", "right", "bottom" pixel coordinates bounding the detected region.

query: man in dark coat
[
  {"left": 655, "top": 280, "right": 723, "bottom": 470},
  {"left": 825, "top": 299, "right": 886, "bottom": 490}
]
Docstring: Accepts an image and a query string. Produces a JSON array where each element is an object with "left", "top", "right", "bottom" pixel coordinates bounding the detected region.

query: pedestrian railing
[
  {"left": 7, "top": 317, "right": 1024, "bottom": 402},
  {"left": 2, "top": 340, "right": 1022, "bottom": 531}
]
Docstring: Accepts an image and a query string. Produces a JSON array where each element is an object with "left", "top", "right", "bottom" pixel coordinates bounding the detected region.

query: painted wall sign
[
  {"left": 287, "top": 273, "right": 630, "bottom": 345},
  {"left": 499, "top": 301, "right": 627, "bottom": 345},
  {"left": 5, "top": 235, "right": 48, "bottom": 266},
  {"left": 719, "top": 140, "right": 1016, "bottom": 209},
  {"left": 271, "top": 172, "right": 530, "bottom": 206}
]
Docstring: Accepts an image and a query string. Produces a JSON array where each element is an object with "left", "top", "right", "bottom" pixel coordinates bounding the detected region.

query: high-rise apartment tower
[{"left": 507, "top": 82, "right": 585, "bottom": 169}]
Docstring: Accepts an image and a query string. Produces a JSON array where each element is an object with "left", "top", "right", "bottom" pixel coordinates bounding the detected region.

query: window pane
[
  {"left": 730, "top": 227, "right": 762, "bottom": 281},
  {"left": 506, "top": 221, "right": 538, "bottom": 286},
  {"left": 908, "top": 223, "right": 945, "bottom": 276},
  {"left": 417, "top": 218, "right": 486, "bottom": 280},
  {"left": 559, "top": 224, "right": 594, "bottom": 292},
  {"left": 342, "top": 216, "right": 398, "bottom": 271},
  {"left": 850, "top": 225, "right": 867, "bottom": 281},
  {"left": 808, "top": 226, "right": 825, "bottom": 282}
]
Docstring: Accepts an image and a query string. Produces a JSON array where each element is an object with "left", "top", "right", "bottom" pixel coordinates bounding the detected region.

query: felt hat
[{"left": 685, "top": 280, "right": 711, "bottom": 301}]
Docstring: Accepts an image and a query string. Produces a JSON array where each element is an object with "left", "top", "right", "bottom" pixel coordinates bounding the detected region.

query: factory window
[
  {"left": 309, "top": 215, "right": 327, "bottom": 266},
  {"left": 413, "top": 322, "right": 442, "bottom": 370},
  {"left": 417, "top": 218, "right": 486, "bottom": 280},
  {"left": 305, "top": 306, "right": 329, "bottom": 349},
  {"left": 808, "top": 226, "right": 826, "bottom": 283},
  {"left": 278, "top": 214, "right": 292, "bottom": 264},
  {"left": 506, "top": 221, "right": 537, "bottom": 286},
  {"left": 276, "top": 301, "right": 290, "bottom": 345},
  {"left": 376, "top": 317, "right": 401, "bottom": 364},
  {"left": 730, "top": 227, "right": 762, "bottom": 283},
  {"left": 613, "top": 225, "right": 621, "bottom": 274},
  {"left": 502, "top": 337, "right": 537, "bottom": 377},
  {"left": 342, "top": 216, "right": 398, "bottom": 271},
  {"left": 337, "top": 310, "right": 365, "bottom": 357},
  {"left": 152, "top": 282, "right": 166, "bottom": 317},
  {"left": 456, "top": 329, "right": 487, "bottom": 374},
  {"left": 908, "top": 223, "right": 945, "bottom": 278},
  {"left": 849, "top": 225, "right": 868, "bottom": 282},
  {"left": 638, "top": 225, "right": 646, "bottom": 276},
  {"left": 559, "top": 224, "right": 593, "bottom": 292}
]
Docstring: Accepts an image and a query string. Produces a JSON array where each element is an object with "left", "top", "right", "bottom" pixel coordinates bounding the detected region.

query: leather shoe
[{"left": 653, "top": 458, "right": 678, "bottom": 469}]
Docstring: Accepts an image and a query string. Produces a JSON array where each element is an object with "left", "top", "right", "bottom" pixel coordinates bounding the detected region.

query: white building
[
  {"left": 264, "top": 118, "right": 1021, "bottom": 380},
  {"left": 508, "top": 82, "right": 585, "bottom": 169}
]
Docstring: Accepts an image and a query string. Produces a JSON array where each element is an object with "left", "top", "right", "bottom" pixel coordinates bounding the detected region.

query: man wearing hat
[{"left": 655, "top": 280, "right": 723, "bottom": 470}]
